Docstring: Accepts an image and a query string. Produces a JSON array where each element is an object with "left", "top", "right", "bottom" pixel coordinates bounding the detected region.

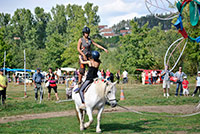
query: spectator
[
  {"left": 182, "top": 76, "right": 189, "bottom": 96},
  {"left": 161, "top": 65, "right": 172, "bottom": 97},
  {"left": 46, "top": 68, "right": 59, "bottom": 101},
  {"left": 148, "top": 72, "right": 152, "bottom": 85},
  {"left": 106, "top": 69, "right": 111, "bottom": 81},
  {"left": 101, "top": 69, "right": 105, "bottom": 79},
  {"left": 57, "top": 68, "right": 62, "bottom": 84},
  {"left": 12, "top": 73, "right": 16, "bottom": 83},
  {"left": 74, "top": 69, "right": 79, "bottom": 83},
  {"left": 110, "top": 72, "right": 114, "bottom": 82},
  {"left": 116, "top": 70, "right": 120, "bottom": 84},
  {"left": 141, "top": 71, "right": 145, "bottom": 85},
  {"left": 97, "top": 70, "right": 102, "bottom": 79},
  {"left": 63, "top": 72, "right": 66, "bottom": 77},
  {"left": 33, "top": 68, "right": 44, "bottom": 103},
  {"left": 174, "top": 67, "right": 187, "bottom": 96},
  {"left": 0, "top": 69, "right": 8, "bottom": 105},
  {"left": 192, "top": 71, "right": 200, "bottom": 97},
  {"left": 122, "top": 70, "right": 128, "bottom": 84},
  {"left": 151, "top": 70, "right": 157, "bottom": 84}
]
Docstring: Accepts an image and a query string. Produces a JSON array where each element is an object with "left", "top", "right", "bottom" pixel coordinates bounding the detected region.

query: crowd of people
[{"left": 141, "top": 66, "right": 200, "bottom": 98}]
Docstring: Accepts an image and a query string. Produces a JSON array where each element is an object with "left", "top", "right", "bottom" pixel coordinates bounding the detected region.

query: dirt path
[{"left": 0, "top": 105, "right": 199, "bottom": 124}]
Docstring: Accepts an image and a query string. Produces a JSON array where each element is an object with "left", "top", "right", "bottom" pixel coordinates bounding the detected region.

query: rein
[{"left": 117, "top": 104, "right": 200, "bottom": 118}]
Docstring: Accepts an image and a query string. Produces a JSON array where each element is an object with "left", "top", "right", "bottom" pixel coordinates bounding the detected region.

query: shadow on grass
[{"left": 101, "top": 119, "right": 161, "bottom": 133}]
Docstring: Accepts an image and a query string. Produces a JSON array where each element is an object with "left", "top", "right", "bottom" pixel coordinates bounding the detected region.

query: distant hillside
[{"left": 112, "top": 14, "right": 172, "bottom": 34}]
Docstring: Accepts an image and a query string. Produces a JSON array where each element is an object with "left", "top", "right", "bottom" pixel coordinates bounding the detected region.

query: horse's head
[{"left": 105, "top": 81, "right": 117, "bottom": 108}]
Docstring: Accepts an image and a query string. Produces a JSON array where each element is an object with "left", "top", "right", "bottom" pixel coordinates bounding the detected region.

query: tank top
[
  {"left": 48, "top": 73, "right": 57, "bottom": 87},
  {"left": 86, "top": 67, "right": 98, "bottom": 80},
  {"left": 81, "top": 37, "right": 92, "bottom": 56}
]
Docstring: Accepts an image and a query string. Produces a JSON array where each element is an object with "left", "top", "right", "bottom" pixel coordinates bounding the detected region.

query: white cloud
[
  {"left": 100, "top": 0, "right": 143, "bottom": 14},
  {"left": 106, "top": 12, "right": 145, "bottom": 26},
  {"left": 0, "top": 0, "right": 149, "bottom": 26}
]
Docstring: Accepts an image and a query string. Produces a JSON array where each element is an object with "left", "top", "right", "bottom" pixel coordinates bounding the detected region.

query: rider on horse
[
  {"left": 77, "top": 27, "right": 108, "bottom": 86},
  {"left": 78, "top": 51, "right": 101, "bottom": 109}
]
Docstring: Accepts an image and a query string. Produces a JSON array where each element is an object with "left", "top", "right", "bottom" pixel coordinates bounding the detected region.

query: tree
[
  {"left": 0, "top": 27, "right": 11, "bottom": 67},
  {"left": 119, "top": 21, "right": 156, "bottom": 74},
  {"left": 34, "top": 7, "right": 51, "bottom": 49},
  {"left": 61, "top": 2, "right": 100, "bottom": 67},
  {"left": 43, "top": 32, "right": 65, "bottom": 70}
]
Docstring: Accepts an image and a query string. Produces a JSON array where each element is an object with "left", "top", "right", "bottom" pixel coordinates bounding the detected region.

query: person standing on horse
[
  {"left": 77, "top": 27, "right": 108, "bottom": 86},
  {"left": 78, "top": 51, "right": 101, "bottom": 109}
]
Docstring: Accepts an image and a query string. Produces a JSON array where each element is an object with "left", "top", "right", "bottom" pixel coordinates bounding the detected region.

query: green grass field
[
  {"left": 0, "top": 112, "right": 200, "bottom": 133},
  {"left": 1, "top": 82, "right": 199, "bottom": 117},
  {"left": 0, "top": 82, "right": 200, "bottom": 133}
]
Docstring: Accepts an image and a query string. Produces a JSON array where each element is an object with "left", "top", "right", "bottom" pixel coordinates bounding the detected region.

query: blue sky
[{"left": 0, "top": 0, "right": 175, "bottom": 27}]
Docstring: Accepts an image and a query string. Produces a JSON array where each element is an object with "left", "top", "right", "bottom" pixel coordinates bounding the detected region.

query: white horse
[{"left": 72, "top": 79, "right": 117, "bottom": 133}]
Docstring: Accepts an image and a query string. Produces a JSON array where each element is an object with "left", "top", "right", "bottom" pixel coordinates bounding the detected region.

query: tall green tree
[
  {"left": 119, "top": 21, "right": 155, "bottom": 74},
  {"left": 43, "top": 32, "right": 65, "bottom": 70},
  {"left": 61, "top": 2, "right": 100, "bottom": 67},
  {"left": 34, "top": 7, "right": 51, "bottom": 49}
]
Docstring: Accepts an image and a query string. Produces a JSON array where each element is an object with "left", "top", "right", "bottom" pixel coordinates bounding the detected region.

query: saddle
[{"left": 74, "top": 83, "right": 92, "bottom": 93}]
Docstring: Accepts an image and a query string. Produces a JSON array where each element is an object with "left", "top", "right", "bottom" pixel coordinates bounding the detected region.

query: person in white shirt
[
  {"left": 192, "top": 71, "right": 200, "bottom": 97},
  {"left": 151, "top": 70, "right": 157, "bottom": 84},
  {"left": 97, "top": 70, "right": 102, "bottom": 79},
  {"left": 56, "top": 68, "right": 62, "bottom": 84},
  {"left": 141, "top": 71, "right": 146, "bottom": 85},
  {"left": 122, "top": 70, "right": 128, "bottom": 84}
]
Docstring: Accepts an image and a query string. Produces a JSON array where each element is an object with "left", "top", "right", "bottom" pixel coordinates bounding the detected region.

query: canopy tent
[
  {"left": 61, "top": 67, "right": 76, "bottom": 72},
  {"left": 1, "top": 68, "right": 35, "bottom": 72}
]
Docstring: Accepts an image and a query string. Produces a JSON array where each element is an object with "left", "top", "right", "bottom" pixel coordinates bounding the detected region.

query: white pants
[
  {"left": 183, "top": 88, "right": 189, "bottom": 95},
  {"left": 163, "top": 80, "right": 170, "bottom": 89}
]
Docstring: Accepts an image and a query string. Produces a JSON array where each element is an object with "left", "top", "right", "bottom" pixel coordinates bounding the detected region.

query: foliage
[
  {"left": 118, "top": 21, "right": 155, "bottom": 74},
  {"left": 1, "top": 112, "right": 200, "bottom": 133},
  {"left": 0, "top": 2, "right": 199, "bottom": 75},
  {"left": 112, "top": 14, "right": 172, "bottom": 34}
]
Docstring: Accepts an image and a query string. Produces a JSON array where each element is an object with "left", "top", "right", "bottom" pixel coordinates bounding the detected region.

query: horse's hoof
[
  {"left": 84, "top": 122, "right": 90, "bottom": 128},
  {"left": 80, "top": 127, "right": 84, "bottom": 131},
  {"left": 96, "top": 130, "right": 102, "bottom": 133},
  {"left": 96, "top": 129, "right": 102, "bottom": 133}
]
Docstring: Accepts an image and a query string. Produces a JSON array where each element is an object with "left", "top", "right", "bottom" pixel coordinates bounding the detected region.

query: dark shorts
[
  {"left": 79, "top": 55, "right": 89, "bottom": 75},
  {"left": 79, "top": 63, "right": 86, "bottom": 75},
  {"left": 48, "top": 86, "right": 57, "bottom": 93}
]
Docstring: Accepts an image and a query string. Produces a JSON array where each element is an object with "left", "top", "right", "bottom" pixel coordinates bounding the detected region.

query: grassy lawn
[
  {"left": 0, "top": 112, "right": 200, "bottom": 134},
  {"left": 0, "top": 82, "right": 199, "bottom": 117}
]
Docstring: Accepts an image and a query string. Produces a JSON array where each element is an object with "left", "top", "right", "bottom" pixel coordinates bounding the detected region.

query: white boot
[{"left": 167, "top": 93, "right": 170, "bottom": 97}]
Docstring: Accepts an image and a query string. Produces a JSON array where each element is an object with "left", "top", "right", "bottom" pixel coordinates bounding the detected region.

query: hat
[
  {"left": 37, "top": 68, "right": 40, "bottom": 71},
  {"left": 0, "top": 69, "right": 3, "bottom": 72},
  {"left": 183, "top": 76, "right": 187, "bottom": 79},
  {"left": 198, "top": 71, "right": 200, "bottom": 74}
]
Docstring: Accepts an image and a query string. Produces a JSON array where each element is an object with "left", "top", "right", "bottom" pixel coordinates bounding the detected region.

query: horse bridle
[{"left": 104, "top": 83, "right": 117, "bottom": 103}]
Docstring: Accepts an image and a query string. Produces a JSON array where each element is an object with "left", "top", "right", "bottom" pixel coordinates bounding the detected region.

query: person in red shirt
[
  {"left": 182, "top": 76, "right": 189, "bottom": 96},
  {"left": 106, "top": 69, "right": 111, "bottom": 81}
]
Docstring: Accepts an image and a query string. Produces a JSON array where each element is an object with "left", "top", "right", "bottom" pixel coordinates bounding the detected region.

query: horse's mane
[{"left": 94, "top": 80, "right": 111, "bottom": 98}]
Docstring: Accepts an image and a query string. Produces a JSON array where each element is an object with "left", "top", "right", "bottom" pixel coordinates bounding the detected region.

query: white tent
[{"left": 61, "top": 67, "right": 76, "bottom": 72}]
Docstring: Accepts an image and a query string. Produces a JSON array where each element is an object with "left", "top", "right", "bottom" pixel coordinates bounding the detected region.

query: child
[
  {"left": 192, "top": 71, "right": 200, "bottom": 97},
  {"left": 182, "top": 76, "right": 189, "bottom": 96}
]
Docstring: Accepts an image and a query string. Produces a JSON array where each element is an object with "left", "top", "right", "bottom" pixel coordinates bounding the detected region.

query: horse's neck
[{"left": 87, "top": 81, "right": 107, "bottom": 99}]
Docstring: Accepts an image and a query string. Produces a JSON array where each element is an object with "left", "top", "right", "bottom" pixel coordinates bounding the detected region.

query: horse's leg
[
  {"left": 96, "top": 106, "right": 104, "bottom": 133},
  {"left": 84, "top": 108, "right": 93, "bottom": 128},
  {"left": 76, "top": 106, "right": 84, "bottom": 131}
]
